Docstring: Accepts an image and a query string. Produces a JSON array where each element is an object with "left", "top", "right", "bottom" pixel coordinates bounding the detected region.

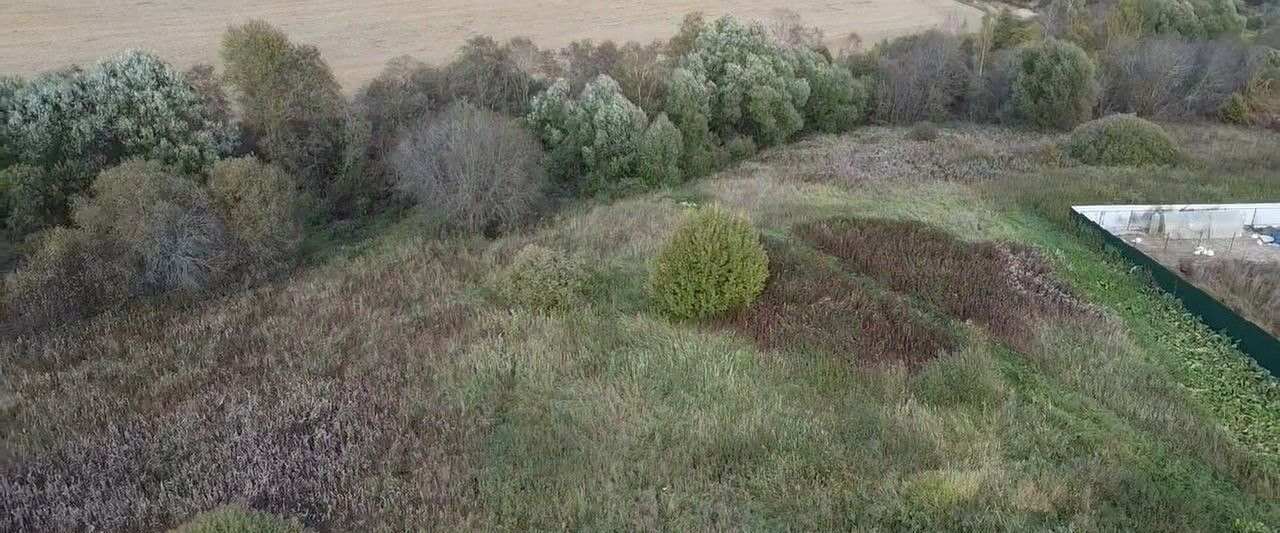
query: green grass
[{"left": 3, "top": 124, "right": 1277, "bottom": 531}]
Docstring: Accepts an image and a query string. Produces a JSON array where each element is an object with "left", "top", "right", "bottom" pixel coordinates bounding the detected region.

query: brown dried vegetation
[
  {"left": 794, "top": 217, "right": 1094, "bottom": 351},
  {"left": 0, "top": 239, "right": 488, "bottom": 531},
  {"left": 1178, "top": 257, "right": 1280, "bottom": 337},
  {"left": 724, "top": 239, "right": 957, "bottom": 369}
]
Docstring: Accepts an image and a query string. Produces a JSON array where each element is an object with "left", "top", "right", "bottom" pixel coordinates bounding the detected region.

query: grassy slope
[{"left": 2, "top": 125, "right": 1277, "bottom": 531}]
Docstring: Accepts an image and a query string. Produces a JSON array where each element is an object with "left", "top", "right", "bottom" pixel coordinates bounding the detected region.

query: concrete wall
[{"left": 1073, "top": 203, "right": 1280, "bottom": 238}]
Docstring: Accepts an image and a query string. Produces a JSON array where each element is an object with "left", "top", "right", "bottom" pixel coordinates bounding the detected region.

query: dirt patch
[{"left": 0, "top": 0, "right": 981, "bottom": 89}]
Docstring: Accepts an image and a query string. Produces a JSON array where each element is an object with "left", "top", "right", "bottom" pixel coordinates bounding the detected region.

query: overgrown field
[{"left": 3, "top": 125, "right": 1277, "bottom": 531}]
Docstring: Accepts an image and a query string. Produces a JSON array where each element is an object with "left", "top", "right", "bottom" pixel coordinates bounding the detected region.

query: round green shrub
[
  {"left": 207, "top": 156, "right": 302, "bottom": 264},
  {"left": 1062, "top": 114, "right": 1181, "bottom": 167},
  {"left": 1012, "top": 38, "right": 1098, "bottom": 130},
  {"left": 724, "top": 136, "right": 757, "bottom": 161},
  {"left": 170, "top": 505, "right": 307, "bottom": 533},
  {"left": 649, "top": 207, "right": 768, "bottom": 320},
  {"left": 499, "top": 244, "right": 588, "bottom": 311}
]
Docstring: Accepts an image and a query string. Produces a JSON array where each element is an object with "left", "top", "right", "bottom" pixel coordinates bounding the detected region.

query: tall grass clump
[
  {"left": 497, "top": 244, "right": 589, "bottom": 311},
  {"left": 649, "top": 207, "right": 768, "bottom": 320},
  {"left": 393, "top": 103, "right": 548, "bottom": 235},
  {"left": 1177, "top": 258, "right": 1279, "bottom": 336},
  {"left": 1062, "top": 114, "right": 1181, "bottom": 166}
]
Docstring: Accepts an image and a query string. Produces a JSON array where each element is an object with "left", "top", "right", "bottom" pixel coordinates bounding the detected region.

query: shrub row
[
  {"left": 3, "top": 8, "right": 1275, "bottom": 334},
  {"left": 4, "top": 157, "right": 300, "bottom": 335}
]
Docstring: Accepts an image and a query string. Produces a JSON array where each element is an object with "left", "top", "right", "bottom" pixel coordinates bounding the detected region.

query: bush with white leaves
[{"left": 5, "top": 50, "right": 232, "bottom": 173}]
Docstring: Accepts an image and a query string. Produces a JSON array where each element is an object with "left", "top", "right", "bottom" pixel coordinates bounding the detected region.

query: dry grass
[
  {"left": 1178, "top": 258, "right": 1280, "bottom": 337},
  {"left": 0, "top": 237, "right": 489, "bottom": 530},
  {"left": 759, "top": 126, "right": 1061, "bottom": 187}
]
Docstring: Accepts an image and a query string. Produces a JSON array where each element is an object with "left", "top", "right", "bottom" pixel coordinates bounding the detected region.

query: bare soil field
[{"left": 1, "top": 0, "right": 982, "bottom": 89}]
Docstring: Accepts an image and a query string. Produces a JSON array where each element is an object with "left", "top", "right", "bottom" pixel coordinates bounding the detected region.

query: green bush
[
  {"left": 358, "top": 56, "right": 447, "bottom": 159},
  {"left": 74, "top": 159, "right": 233, "bottom": 292},
  {"left": 499, "top": 244, "right": 589, "bottom": 311},
  {"left": 170, "top": 505, "right": 307, "bottom": 533},
  {"left": 1012, "top": 38, "right": 1098, "bottom": 130},
  {"left": 0, "top": 164, "right": 64, "bottom": 237},
  {"left": 649, "top": 207, "right": 768, "bottom": 319},
  {"left": 221, "top": 20, "right": 348, "bottom": 194},
  {"left": 393, "top": 103, "right": 548, "bottom": 234},
  {"left": 796, "top": 50, "right": 870, "bottom": 133},
  {"left": 207, "top": 156, "right": 302, "bottom": 264},
  {"left": 0, "top": 75, "right": 26, "bottom": 167},
  {"left": 5, "top": 51, "right": 231, "bottom": 173},
  {"left": 1062, "top": 114, "right": 1181, "bottom": 167},
  {"left": 724, "top": 136, "right": 758, "bottom": 161},
  {"left": 2, "top": 227, "right": 139, "bottom": 334},
  {"left": 636, "top": 113, "right": 684, "bottom": 187},
  {"left": 990, "top": 8, "right": 1043, "bottom": 50},
  {"left": 444, "top": 36, "right": 548, "bottom": 115},
  {"left": 577, "top": 76, "right": 650, "bottom": 192},
  {"left": 664, "top": 67, "right": 721, "bottom": 178},
  {"left": 1219, "top": 92, "right": 1251, "bottom": 124},
  {"left": 1129, "top": 0, "right": 1245, "bottom": 39},
  {"left": 678, "top": 16, "right": 810, "bottom": 147},
  {"left": 527, "top": 75, "right": 669, "bottom": 194}
]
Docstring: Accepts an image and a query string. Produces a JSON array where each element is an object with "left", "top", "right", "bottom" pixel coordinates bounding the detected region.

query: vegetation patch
[
  {"left": 649, "top": 207, "right": 768, "bottom": 320},
  {"left": 795, "top": 217, "right": 1093, "bottom": 351},
  {"left": 170, "top": 505, "right": 308, "bottom": 533},
  {"left": 1062, "top": 114, "right": 1181, "bottom": 167},
  {"left": 1177, "top": 258, "right": 1280, "bottom": 337},
  {"left": 392, "top": 103, "right": 548, "bottom": 234},
  {"left": 723, "top": 239, "right": 956, "bottom": 369},
  {"left": 497, "top": 244, "right": 589, "bottom": 311}
]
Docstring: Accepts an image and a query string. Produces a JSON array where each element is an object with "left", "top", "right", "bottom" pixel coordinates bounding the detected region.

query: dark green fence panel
[{"left": 1072, "top": 209, "right": 1279, "bottom": 376}]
